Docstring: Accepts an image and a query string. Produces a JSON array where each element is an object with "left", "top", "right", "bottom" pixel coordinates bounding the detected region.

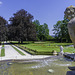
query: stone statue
[
  {"left": 59, "top": 46, "right": 64, "bottom": 55},
  {"left": 60, "top": 46, "right": 63, "bottom": 52},
  {"left": 64, "top": 5, "right": 75, "bottom": 20},
  {"left": 64, "top": 5, "right": 75, "bottom": 48},
  {"left": 64, "top": 5, "right": 75, "bottom": 75}
]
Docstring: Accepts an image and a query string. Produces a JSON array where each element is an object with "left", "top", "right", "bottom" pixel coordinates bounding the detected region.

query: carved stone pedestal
[
  {"left": 66, "top": 71, "right": 75, "bottom": 75},
  {"left": 66, "top": 66, "right": 75, "bottom": 75}
]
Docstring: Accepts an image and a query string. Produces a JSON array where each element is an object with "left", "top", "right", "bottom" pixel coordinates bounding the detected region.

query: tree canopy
[
  {"left": 0, "top": 10, "right": 51, "bottom": 42},
  {"left": 52, "top": 18, "right": 71, "bottom": 42},
  {"left": 8, "top": 9, "right": 36, "bottom": 42},
  {"left": 0, "top": 16, "right": 7, "bottom": 41},
  {"left": 33, "top": 20, "right": 50, "bottom": 41}
]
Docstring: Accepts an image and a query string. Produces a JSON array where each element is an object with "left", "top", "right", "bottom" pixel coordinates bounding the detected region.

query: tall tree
[
  {"left": 33, "top": 20, "right": 49, "bottom": 41},
  {"left": 9, "top": 9, "right": 36, "bottom": 42},
  {"left": 33, "top": 20, "right": 40, "bottom": 40},
  {"left": 0, "top": 16, "right": 7, "bottom": 41},
  {"left": 52, "top": 18, "right": 70, "bottom": 42},
  {"left": 43, "top": 23, "right": 49, "bottom": 40}
]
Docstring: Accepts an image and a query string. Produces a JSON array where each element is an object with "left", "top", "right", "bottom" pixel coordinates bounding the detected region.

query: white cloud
[{"left": 0, "top": 1, "right": 2, "bottom": 5}]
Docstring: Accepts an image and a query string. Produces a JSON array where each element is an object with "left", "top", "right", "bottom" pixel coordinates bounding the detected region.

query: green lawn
[
  {"left": 10, "top": 41, "right": 19, "bottom": 43},
  {"left": 10, "top": 41, "right": 74, "bottom": 54},
  {"left": 21, "top": 43, "right": 73, "bottom": 51},
  {"left": 1, "top": 45, "right": 5, "bottom": 56},
  {"left": 63, "top": 47, "right": 75, "bottom": 53},
  {"left": 16, "top": 42, "right": 74, "bottom": 55}
]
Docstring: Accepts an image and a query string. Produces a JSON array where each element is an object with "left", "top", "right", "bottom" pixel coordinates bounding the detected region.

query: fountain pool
[{"left": 0, "top": 56, "right": 74, "bottom": 75}]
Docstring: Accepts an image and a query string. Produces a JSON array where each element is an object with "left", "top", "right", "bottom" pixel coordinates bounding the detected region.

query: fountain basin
[{"left": 0, "top": 56, "right": 73, "bottom": 75}]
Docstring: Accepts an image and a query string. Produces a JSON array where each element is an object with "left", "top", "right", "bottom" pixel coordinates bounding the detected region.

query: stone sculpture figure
[
  {"left": 59, "top": 46, "right": 64, "bottom": 55},
  {"left": 64, "top": 5, "right": 75, "bottom": 48},
  {"left": 64, "top": 5, "right": 75, "bottom": 75},
  {"left": 60, "top": 46, "right": 63, "bottom": 52}
]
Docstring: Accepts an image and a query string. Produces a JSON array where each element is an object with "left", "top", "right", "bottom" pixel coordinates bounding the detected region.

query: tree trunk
[
  {"left": 21, "top": 40, "right": 23, "bottom": 43},
  {"left": 18, "top": 41, "right": 20, "bottom": 43},
  {"left": 0, "top": 41, "right": 1, "bottom": 45}
]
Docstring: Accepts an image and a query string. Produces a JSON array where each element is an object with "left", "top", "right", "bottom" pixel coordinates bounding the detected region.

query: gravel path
[
  {"left": 0, "top": 45, "right": 51, "bottom": 61},
  {"left": 5, "top": 45, "right": 22, "bottom": 57},
  {"left": 12, "top": 45, "right": 31, "bottom": 56}
]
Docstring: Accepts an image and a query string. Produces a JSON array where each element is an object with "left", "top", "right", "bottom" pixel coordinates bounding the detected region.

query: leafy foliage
[
  {"left": 0, "top": 16, "right": 7, "bottom": 41},
  {"left": 8, "top": 9, "right": 36, "bottom": 42},
  {"left": 33, "top": 20, "right": 49, "bottom": 41},
  {"left": 53, "top": 18, "right": 71, "bottom": 42}
]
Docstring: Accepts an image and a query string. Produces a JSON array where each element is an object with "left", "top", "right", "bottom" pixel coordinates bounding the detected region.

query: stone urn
[{"left": 53, "top": 50, "right": 57, "bottom": 56}]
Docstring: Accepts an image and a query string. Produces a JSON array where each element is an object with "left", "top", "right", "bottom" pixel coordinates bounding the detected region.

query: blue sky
[{"left": 0, "top": 0, "right": 75, "bottom": 35}]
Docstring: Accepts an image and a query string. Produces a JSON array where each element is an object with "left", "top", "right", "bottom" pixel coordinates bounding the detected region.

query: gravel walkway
[
  {"left": 12, "top": 45, "right": 31, "bottom": 56},
  {"left": 5, "top": 45, "right": 22, "bottom": 57},
  {"left": 0, "top": 45, "right": 51, "bottom": 61}
]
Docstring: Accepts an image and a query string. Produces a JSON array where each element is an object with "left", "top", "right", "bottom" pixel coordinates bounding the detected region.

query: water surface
[{"left": 0, "top": 56, "right": 74, "bottom": 75}]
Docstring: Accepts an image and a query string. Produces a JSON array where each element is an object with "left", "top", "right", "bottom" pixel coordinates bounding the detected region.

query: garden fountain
[{"left": 0, "top": 56, "right": 74, "bottom": 75}]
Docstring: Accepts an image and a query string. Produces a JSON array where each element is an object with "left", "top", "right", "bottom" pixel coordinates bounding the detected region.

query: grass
[
  {"left": 11, "top": 45, "right": 25, "bottom": 55},
  {"left": 2, "top": 44, "right": 4, "bottom": 47},
  {"left": 10, "top": 41, "right": 74, "bottom": 55},
  {"left": 10, "top": 41, "right": 19, "bottom": 43},
  {"left": 1, "top": 45, "right": 5, "bottom": 57},
  {"left": 20, "top": 43, "right": 73, "bottom": 52},
  {"left": 10, "top": 41, "right": 34, "bottom": 44},
  {"left": 63, "top": 47, "right": 75, "bottom": 53}
]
